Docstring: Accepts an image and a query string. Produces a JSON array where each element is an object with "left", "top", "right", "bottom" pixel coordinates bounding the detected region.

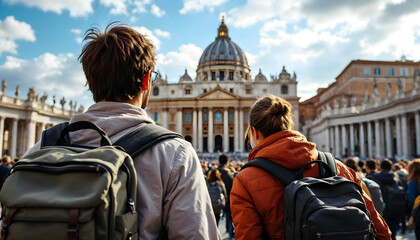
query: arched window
[
  {"left": 153, "top": 87, "right": 159, "bottom": 96},
  {"left": 281, "top": 85, "right": 288, "bottom": 95},
  {"left": 185, "top": 113, "right": 191, "bottom": 122},
  {"left": 215, "top": 111, "right": 222, "bottom": 122}
]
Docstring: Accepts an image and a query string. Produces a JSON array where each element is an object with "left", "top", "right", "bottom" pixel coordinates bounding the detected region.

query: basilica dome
[
  {"left": 196, "top": 16, "right": 250, "bottom": 82},
  {"left": 198, "top": 19, "right": 248, "bottom": 65}
]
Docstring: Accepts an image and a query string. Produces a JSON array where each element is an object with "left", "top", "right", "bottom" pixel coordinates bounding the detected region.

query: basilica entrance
[{"left": 214, "top": 135, "right": 223, "bottom": 152}]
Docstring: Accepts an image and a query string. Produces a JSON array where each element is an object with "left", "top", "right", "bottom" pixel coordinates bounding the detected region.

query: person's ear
[
  {"left": 141, "top": 71, "right": 150, "bottom": 91},
  {"left": 252, "top": 127, "right": 261, "bottom": 141}
]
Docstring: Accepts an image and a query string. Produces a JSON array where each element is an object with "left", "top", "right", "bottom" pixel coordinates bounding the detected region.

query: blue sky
[{"left": 1, "top": 0, "right": 420, "bottom": 110}]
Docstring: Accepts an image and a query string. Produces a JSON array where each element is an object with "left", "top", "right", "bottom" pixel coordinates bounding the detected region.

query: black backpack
[
  {"left": 242, "top": 151, "right": 376, "bottom": 240},
  {"left": 382, "top": 181, "right": 406, "bottom": 220}
]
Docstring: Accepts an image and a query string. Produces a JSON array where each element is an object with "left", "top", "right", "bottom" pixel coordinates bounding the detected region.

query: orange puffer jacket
[{"left": 231, "top": 130, "right": 391, "bottom": 240}]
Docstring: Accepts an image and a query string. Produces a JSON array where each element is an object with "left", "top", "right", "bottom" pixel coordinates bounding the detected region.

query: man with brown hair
[{"left": 23, "top": 23, "right": 221, "bottom": 239}]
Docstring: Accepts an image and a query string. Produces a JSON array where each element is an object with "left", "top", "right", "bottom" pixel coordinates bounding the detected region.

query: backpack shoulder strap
[
  {"left": 114, "top": 123, "right": 183, "bottom": 158},
  {"left": 41, "top": 122, "right": 69, "bottom": 147},
  {"left": 241, "top": 158, "right": 297, "bottom": 186},
  {"left": 317, "top": 151, "right": 338, "bottom": 176}
]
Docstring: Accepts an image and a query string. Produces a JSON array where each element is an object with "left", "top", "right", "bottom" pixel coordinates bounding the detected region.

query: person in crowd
[
  {"left": 23, "top": 22, "right": 221, "bottom": 239},
  {"left": 359, "top": 159, "right": 367, "bottom": 174},
  {"left": 0, "top": 155, "right": 12, "bottom": 190},
  {"left": 375, "top": 159, "right": 404, "bottom": 240},
  {"left": 344, "top": 157, "right": 365, "bottom": 180},
  {"left": 408, "top": 159, "right": 420, "bottom": 238},
  {"left": 217, "top": 154, "right": 235, "bottom": 239},
  {"left": 230, "top": 94, "right": 391, "bottom": 240},
  {"left": 207, "top": 169, "right": 227, "bottom": 226},
  {"left": 344, "top": 158, "right": 384, "bottom": 216},
  {"left": 366, "top": 159, "right": 381, "bottom": 183}
]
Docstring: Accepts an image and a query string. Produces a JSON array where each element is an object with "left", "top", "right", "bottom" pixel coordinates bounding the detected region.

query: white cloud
[
  {"left": 70, "top": 28, "right": 83, "bottom": 44},
  {"left": 132, "top": 0, "right": 152, "bottom": 14},
  {"left": 129, "top": 16, "right": 138, "bottom": 23},
  {"left": 224, "top": 0, "right": 420, "bottom": 100},
  {"left": 133, "top": 26, "right": 161, "bottom": 50},
  {"left": 0, "top": 16, "right": 35, "bottom": 56},
  {"left": 154, "top": 29, "right": 170, "bottom": 38},
  {"left": 155, "top": 44, "right": 203, "bottom": 82},
  {"left": 5, "top": 0, "right": 94, "bottom": 17},
  {"left": 150, "top": 4, "right": 166, "bottom": 17},
  {"left": 99, "top": 0, "right": 128, "bottom": 15},
  {"left": 180, "top": 0, "right": 228, "bottom": 14},
  {"left": 0, "top": 53, "right": 92, "bottom": 107}
]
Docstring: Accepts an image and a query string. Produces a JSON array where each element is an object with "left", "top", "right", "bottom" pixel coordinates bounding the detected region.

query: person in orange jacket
[{"left": 230, "top": 94, "right": 392, "bottom": 240}]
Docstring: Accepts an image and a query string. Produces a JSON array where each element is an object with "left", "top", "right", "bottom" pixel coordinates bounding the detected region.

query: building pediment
[{"left": 198, "top": 86, "right": 239, "bottom": 100}]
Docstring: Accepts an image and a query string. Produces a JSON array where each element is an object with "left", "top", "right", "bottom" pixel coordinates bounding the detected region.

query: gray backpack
[
  {"left": 208, "top": 182, "right": 225, "bottom": 212},
  {"left": 0, "top": 121, "right": 181, "bottom": 240},
  {"left": 242, "top": 151, "right": 376, "bottom": 240}
]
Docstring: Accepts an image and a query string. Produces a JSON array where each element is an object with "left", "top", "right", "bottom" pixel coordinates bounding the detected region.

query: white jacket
[{"left": 24, "top": 102, "right": 221, "bottom": 240}]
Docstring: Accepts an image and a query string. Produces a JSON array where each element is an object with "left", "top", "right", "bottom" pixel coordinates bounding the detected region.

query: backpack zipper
[
  {"left": 315, "top": 228, "right": 372, "bottom": 239},
  {"left": 11, "top": 162, "right": 108, "bottom": 174}
]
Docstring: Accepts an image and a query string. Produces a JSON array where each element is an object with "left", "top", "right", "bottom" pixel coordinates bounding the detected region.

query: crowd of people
[{"left": 3, "top": 22, "right": 420, "bottom": 240}]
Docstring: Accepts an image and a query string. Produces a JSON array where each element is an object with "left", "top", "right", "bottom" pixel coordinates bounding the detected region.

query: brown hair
[
  {"left": 246, "top": 94, "right": 294, "bottom": 139},
  {"left": 79, "top": 22, "right": 156, "bottom": 102},
  {"left": 408, "top": 159, "right": 420, "bottom": 183},
  {"left": 344, "top": 158, "right": 361, "bottom": 172},
  {"left": 207, "top": 169, "right": 223, "bottom": 183}
]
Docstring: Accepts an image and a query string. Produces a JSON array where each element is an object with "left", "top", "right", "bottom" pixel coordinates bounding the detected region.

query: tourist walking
[
  {"left": 19, "top": 23, "right": 221, "bottom": 239},
  {"left": 408, "top": 159, "right": 420, "bottom": 239},
  {"left": 230, "top": 94, "right": 391, "bottom": 239}
]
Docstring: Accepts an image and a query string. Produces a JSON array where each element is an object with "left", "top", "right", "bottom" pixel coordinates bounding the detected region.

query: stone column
[
  {"left": 329, "top": 127, "right": 334, "bottom": 152},
  {"left": 341, "top": 125, "right": 347, "bottom": 157},
  {"left": 0, "top": 117, "right": 4, "bottom": 154},
  {"left": 359, "top": 123, "right": 366, "bottom": 158},
  {"left": 193, "top": 109, "right": 198, "bottom": 149},
  {"left": 325, "top": 127, "right": 330, "bottom": 152},
  {"left": 396, "top": 116, "right": 402, "bottom": 157},
  {"left": 334, "top": 126, "right": 340, "bottom": 158},
  {"left": 26, "top": 120, "right": 36, "bottom": 151},
  {"left": 385, "top": 118, "right": 393, "bottom": 158},
  {"left": 401, "top": 113, "right": 409, "bottom": 158},
  {"left": 239, "top": 107, "right": 244, "bottom": 152},
  {"left": 349, "top": 124, "right": 355, "bottom": 156},
  {"left": 223, "top": 108, "right": 229, "bottom": 152},
  {"left": 36, "top": 123, "right": 45, "bottom": 143},
  {"left": 367, "top": 121, "right": 373, "bottom": 158},
  {"left": 374, "top": 120, "right": 381, "bottom": 158},
  {"left": 177, "top": 108, "right": 183, "bottom": 135},
  {"left": 415, "top": 111, "right": 420, "bottom": 156},
  {"left": 208, "top": 108, "right": 213, "bottom": 153},
  {"left": 198, "top": 108, "right": 203, "bottom": 152},
  {"left": 234, "top": 108, "right": 239, "bottom": 152},
  {"left": 10, "top": 119, "right": 18, "bottom": 158},
  {"left": 163, "top": 108, "right": 168, "bottom": 129}
]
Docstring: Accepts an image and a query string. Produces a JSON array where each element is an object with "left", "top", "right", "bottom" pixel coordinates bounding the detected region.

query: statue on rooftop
[
  {"left": 1, "top": 80, "right": 6, "bottom": 96},
  {"left": 27, "top": 87, "right": 36, "bottom": 102},
  {"left": 15, "top": 85, "right": 20, "bottom": 98},
  {"left": 40, "top": 92, "right": 48, "bottom": 103},
  {"left": 60, "top": 97, "right": 66, "bottom": 110}
]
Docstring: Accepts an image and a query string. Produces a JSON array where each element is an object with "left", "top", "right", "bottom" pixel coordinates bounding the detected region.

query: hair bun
[{"left": 269, "top": 101, "right": 290, "bottom": 116}]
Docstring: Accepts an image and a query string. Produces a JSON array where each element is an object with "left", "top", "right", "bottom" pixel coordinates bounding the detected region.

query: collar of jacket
[{"left": 247, "top": 130, "right": 318, "bottom": 170}]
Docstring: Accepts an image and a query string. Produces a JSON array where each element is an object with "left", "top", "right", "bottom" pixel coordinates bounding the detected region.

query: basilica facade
[
  {"left": 146, "top": 18, "right": 299, "bottom": 153},
  {"left": 300, "top": 59, "right": 420, "bottom": 160}
]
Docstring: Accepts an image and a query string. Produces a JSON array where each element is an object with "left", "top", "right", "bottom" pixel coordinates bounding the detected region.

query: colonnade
[
  {"left": 326, "top": 111, "right": 420, "bottom": 159},
  {"left": 0, "top": 117, "right": 53, "bottom": 158}
]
